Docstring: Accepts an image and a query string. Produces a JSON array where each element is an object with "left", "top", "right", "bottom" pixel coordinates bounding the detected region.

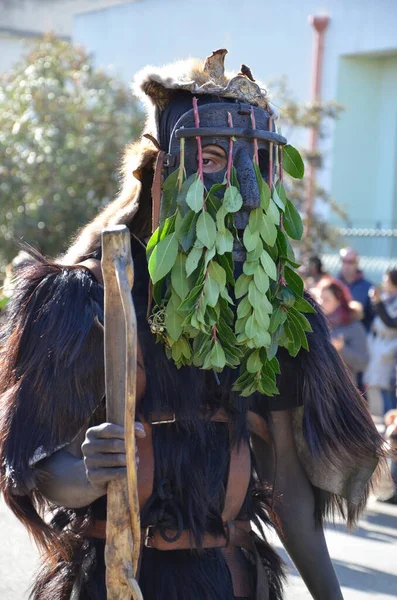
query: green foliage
[
  {"left": 147, "top": 148, "right": 312, "bottom": 397},
  {"left": 0, "top": 35, "right": 142, "bottom": 282}
]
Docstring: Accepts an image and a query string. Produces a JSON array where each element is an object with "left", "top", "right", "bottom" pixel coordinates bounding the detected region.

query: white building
[{"left": 0, "top": 0, "right": 131, "bottom": 73}]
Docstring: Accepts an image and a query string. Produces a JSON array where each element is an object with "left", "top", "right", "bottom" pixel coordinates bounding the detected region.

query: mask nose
[{"left": 232, "top": 148, "right": 261, "bottom": 229}]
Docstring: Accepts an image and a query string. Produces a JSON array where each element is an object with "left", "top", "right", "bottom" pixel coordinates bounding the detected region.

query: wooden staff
[{"left": 101, "top": 225, "right": 143, "bottom": 600}]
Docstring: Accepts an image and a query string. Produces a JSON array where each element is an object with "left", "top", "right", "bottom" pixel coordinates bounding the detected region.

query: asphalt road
[{"left": 0, "top": 497, "right": 396, "bottom": 599}]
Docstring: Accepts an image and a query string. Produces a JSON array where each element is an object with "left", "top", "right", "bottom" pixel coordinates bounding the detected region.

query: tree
[
  {"left": 269, "top": 77, "right": 344, "bottom": 256},
  {"left": 0, "top": 35, "right": 143, "bottom": 284}
]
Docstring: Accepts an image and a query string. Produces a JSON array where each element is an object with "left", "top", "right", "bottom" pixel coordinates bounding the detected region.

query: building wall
[
  {"left": 0, "top": 0, "right": 132, "bottom": 73},
  {"left": 0, "top": 0, "right": 132, "bottom": 37}
]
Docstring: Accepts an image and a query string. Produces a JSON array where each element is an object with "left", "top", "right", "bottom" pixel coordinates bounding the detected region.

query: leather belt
[{"left": 85, "top": 407, "right": 271, "bottom": 599}]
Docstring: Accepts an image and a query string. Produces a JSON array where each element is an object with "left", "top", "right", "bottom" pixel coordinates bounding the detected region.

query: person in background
[
  {"left": 365, "top": 269, "right": 397, "bottom": 415},
  {"left": 304, "top": 255, "right": 332, "bottom": 303},
  {"left": 320, "top": 280, "right": 369, "bottom": 386},
  {"left": 338, "top": 247, "right": 374, "bottom": 332},
  {"left": 368, "top": 270, "right": 397, "bottom": 505},
  {"left": 383, "top": 409, "right": 397, "bottom": 504}
]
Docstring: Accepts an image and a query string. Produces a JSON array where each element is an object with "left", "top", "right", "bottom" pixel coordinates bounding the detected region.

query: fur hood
[{"left": 62, "top": 49, "right": 271, "bottom": 265}]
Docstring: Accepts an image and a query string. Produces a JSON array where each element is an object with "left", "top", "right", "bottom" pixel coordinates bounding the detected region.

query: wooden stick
[{"left": 101, "top": 225, "right": 143, "bottom": 600}]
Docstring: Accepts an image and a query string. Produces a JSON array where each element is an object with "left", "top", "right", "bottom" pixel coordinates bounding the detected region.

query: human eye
[{"left": 200, "top": 145, "right": 227, "bottom": 174}]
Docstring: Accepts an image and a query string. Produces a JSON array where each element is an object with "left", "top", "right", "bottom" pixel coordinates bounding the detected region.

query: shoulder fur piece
[{"left": 132, "top": 48, "right": 272, "bottom": 115}]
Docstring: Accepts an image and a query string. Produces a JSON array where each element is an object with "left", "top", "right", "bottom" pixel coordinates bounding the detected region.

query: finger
[
  {"left": 135, "top": 422, "right": 146, "bottom": 438},
  {"left": 84, "top": 453, "right": 127, "bottom": 469},
  {"left": 86, "top": 423, "right": 125, "bottom": 441},
  {"left": 86, "top": 467, "right": 127, "bottom": 486},
  {"left": 82, "top": 437, "right": 126, "bottom": 455}
]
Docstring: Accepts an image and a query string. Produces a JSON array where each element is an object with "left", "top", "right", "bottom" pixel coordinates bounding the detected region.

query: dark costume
[{"left": 0, "top": 51, "right": 385, "bottom": 600}]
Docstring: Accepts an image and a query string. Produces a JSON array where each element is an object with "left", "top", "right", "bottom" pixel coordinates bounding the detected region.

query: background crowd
[{"left": 304, "top": 247, "right": 397, "bottom": 505}]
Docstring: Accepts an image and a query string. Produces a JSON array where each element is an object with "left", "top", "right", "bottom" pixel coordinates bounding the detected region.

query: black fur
[{"left": 0, "top": 238, "right": 385, "bottom": 599}]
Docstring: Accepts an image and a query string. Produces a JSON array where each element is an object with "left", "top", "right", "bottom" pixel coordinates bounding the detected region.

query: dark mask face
[{"left": 165, "top": 102, "right": 286, "bottom": 231}]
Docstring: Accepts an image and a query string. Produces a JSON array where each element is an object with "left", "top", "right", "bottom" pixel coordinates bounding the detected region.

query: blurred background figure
[
  {"left": 338, "top": 246, "right": 374, "bottom": 395},
  {"left": 382, "top": 408, "right": 397, "bottom": 505},
  {"left": 337, "top": 247, "right": 374, "bottom": 331},
  {"left": 320, "top": 279, "right": 369, "bottom": 385},
  {"left": 365, "top": 269, "right": 397, "bottom": 415},
  {"left": 304, "top": 255, "right": 332, "bottom": 303}
]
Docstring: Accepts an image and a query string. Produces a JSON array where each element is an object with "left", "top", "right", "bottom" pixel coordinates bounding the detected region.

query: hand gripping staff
[{"left": 101, "top": 225, "right": 143, "bottom": 600}]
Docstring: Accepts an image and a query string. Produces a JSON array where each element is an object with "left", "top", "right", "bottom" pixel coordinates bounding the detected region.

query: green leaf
[
  {"left": 217, "top": 253, "right": 235, "bottom": 286},
  {"left": 196, "top": 211, "right": 216, "bottom": 248},
  {"left": 253, "top": 330, "right": 271, "bottom": 348},
  {"left": 185, "top": 245, "right": 203, "bottom": 277},
  {"left": 259, "top": 214, "right": 277, "bottom": 247},
  {"left": 294, "top": 296, "right": 317, "bottom": 314},
  {"left": 209, "top": 341, "right": 226, "bottom": 369},
  {"left": 272, "top": 186, "right": 285, "bottom": 211},
  {"left": 165, "top": 296, "right": 184, "bottom": 341},
  {"left": 254, "top": 163, "right": 270, "bottom": 211},
  {"left": 216, "top": 205, "right": 228, "bottom": 232},
  {"left": 237, "top": 296, "right": 252, "bottom": 319},
  {"left": 246, "top": 239, "right": 263, "bottom": 262},
  {"left": 243, "top": 259, "right": 259, "bottom": 276},
  {"left": 283, "top": 200, "right": 304, "bottom": 241},
  {"left": 247, "top": 350, "right": 262, "bottom": 374},
  {"left": 254, "top": 304, "right": 270, "bottom": 329},
  {"left": 282, "top": 144, "right": 305, "bottom": 179},
  {"left": 267, "top": 199, "right": 280, "bottom": 225},
  {"left": 245, "top": 314, "right": 257, "bottom": 339},
  {"left": 204, "top": 277, "right": 220, "bottom": 307},
  {"left": 171, "top": 253, "right": 190, "bottom": 300},
  {"left": 235, "top": 273, "right": 251, "bottom": 299},
  {"left": 146, "top": 215, "right": 175, "bottom": 259},
  {"left": 220, "top": 286, "right": 234, "bottom": 304},
  {"left": 204, "top": 245, "right": 216, "bottom": 267},
  {"left": 288, "top": 312, "right": 309, "bottom": 351},
  {"left": 208, "top": 261, "right": 226, "bottom": 288},
  {"left": 152, "top": 280, "right": 164, "bottom": 307},
  {"left": 253, "top": 266, "right": 269, "bottom": 294},
  {"left": 248, "top": 208, "right": 262, "bottom": 232},
  {"left": 260, "top": 249, "right": 278, "bottom": 281},
  {"left": 284, "top": 265, "right": 304, "bottom": 297},
  {"left": 216, "top": 229, "right": 234, "bottom": 255},
  {"left": 287, "top": 317, "right": 307, "bottom": 355},
  {"left": 269, "top": 306, "right": 285, "bottom": 333},
  {"left": 223, "top": 186, "right": 243, "bottom": 213},
  {"left": 148, "top": 232, "right": 178, "bottom": 284},
  {"left": 186, "top": 176, "right": 205, "bottom": 212},
  {"left": 235, "top": 314, "right": 250, "bottom": 334},
  {"left": 160, "top": 169, "right": 179, "bottom": 223},
  {"left": 248, "top": 280, "right": 262, "bottom": 308},
  {"left": 243, "top": 226, "right": 260, "bottom": 252},
  {"left": 208, "top": 182, "right": 227, "bottom": 196},
  {"left": 177, "top": 173, "right": 199, "bottom": 216},
  {"left": 230, "top": 166, "right": 241, "bottom": 190},
  {"left": 178, "top": 210, "right": 198, "bottom": 252},
  {"left": 290, "top": 306, "right": 313, "bottom": 333}
]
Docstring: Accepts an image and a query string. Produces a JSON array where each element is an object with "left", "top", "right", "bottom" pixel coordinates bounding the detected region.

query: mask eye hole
[
  {"left": 258, "top": 148, "right": 269, "bottom": 174},
  {"left": 200, "top": 145, "right": 227, "bottom": 174}
]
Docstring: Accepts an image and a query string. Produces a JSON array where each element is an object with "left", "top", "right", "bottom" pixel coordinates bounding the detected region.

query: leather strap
[
  {"left": 145, "top": 519, "right": 251, "bottom": 551},
  {"left": 151, "top": 150, "right": 166, "bottom": 234}
]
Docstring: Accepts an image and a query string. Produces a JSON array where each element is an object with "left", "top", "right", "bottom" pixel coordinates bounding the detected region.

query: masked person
[{"left": 0, "top": 50, "right": 385, "bottom": 600}]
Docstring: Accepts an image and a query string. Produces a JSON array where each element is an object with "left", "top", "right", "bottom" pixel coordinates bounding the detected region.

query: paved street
[{"left": 1, "top": 496, "right": 396, "bottom": 599}]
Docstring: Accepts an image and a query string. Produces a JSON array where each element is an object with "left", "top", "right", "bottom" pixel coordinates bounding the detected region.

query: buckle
[
  {"left": 144, "top": 525, "right": 153, "bottom": 548},
  {"left": 150, "top": 412, "right": 176, "bottom": 425}
]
